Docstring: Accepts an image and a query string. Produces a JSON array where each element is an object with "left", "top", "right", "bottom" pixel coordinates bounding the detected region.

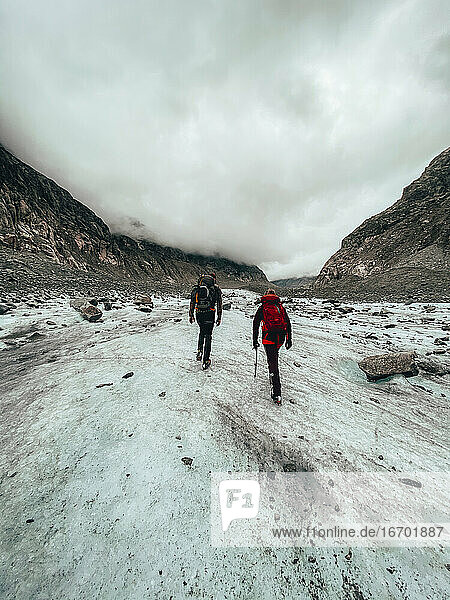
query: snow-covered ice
[{"left": 1, "top": 291, "right": 448, "bottom": 599}]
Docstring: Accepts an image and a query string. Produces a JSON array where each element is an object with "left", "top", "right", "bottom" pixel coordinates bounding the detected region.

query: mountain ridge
[
  {"left": 312, "top": 147, "right": 449, "bottom": 301},
  {"left": 0, "top": 144, "right": 267, "bottom": 293}
]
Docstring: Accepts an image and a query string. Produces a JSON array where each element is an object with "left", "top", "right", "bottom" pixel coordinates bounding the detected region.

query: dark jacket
[
  {"left": 253, "top": 296, "right": 292, "bottom": 348},
  {"left": 189, "top": 284, "right": 223, "bottom": 320}
]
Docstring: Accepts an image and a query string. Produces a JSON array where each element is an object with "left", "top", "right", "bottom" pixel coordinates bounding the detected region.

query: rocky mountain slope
[
  {"left": 314, "top": 148, "right": 449, "bottom": 301},
  {"left": 271, "top": 276, "right": 315, "bottom": 289},
  {"left": 0, "top": 144, "right": 266, "bottom": 293}
]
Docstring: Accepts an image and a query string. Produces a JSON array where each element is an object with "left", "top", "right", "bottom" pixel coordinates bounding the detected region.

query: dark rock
[
  {"left": 0, "top": 304, "right": 11, "bottom": 315},
  {"left": 137, "top": 306, "right": 153, "bottom": 313},
  {"left": 399, "top": 478, "right": 422, "bottom": 489},
  {"left": 416, "top": 355, "right": 450, "bottom": 376},
  {"left": 282, "top": 463, "right": 297, "bottom": 472},
  {"left": 424, "top": 305, "right": 437, "bottom": 313},
  {"left": 70, "top": 298, "right": 103, "bottom": 322},
  {"left": 337, "top": 306, "right": 354, "bottom": 314},
  {"left": 159, "top": 391, "right": 166, "bottom": 397},
  {"left": 181, "top": 457, "right": 193, "bottom": 466},
  {"left": 27, "top": 332, "right": 45, "bottom": 341},
  {"left": 122, "top": 371, "right": 134, "bottom": 379},
  {"left": 46, "top": 320, "right": 56, "bottom": 325},
  {"left": 96, "top": 382, "right": 113, "bottom": 388},
  {"left": 358, "top": 351, "right": 418, "bottom": 381},
  {"left": 222, "top": 303, "right": 232, "bottom": 310},
  {"left": 135, "top": 294, "right": 153, "bottom": 307},
  {"left": 103, "top": 301, "right": 112, "bottom": 311}
]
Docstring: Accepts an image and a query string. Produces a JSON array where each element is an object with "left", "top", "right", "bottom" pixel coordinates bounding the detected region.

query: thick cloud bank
[{"left": 0, "top": 0, "right": 448, "bottom": 278}]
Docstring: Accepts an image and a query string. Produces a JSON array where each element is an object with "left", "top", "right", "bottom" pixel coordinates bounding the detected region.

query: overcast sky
[{"left": 0, "top": 0, "right": 448, "bottom": 278}]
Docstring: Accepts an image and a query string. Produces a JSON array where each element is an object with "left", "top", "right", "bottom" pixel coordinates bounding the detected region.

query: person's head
[{"left": 266, "top": 288, "right": 276, "bottom": 295}]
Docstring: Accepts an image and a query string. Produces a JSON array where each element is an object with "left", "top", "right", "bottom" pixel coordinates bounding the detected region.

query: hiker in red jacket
[{"left": 253, "top": 289, "right": 292, "bottom": 405}]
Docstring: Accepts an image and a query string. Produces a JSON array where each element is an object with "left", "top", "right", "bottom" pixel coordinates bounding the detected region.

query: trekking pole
[{"left": 254, "top": 345, "right": 258, "bottom": 378}]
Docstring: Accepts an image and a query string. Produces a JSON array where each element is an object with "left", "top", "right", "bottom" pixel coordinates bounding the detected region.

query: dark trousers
[
  {"left": 263, "top": 333, "right": 285, "bottom": 397},
  {"left": 196, "top": 311, "right": 215, "bottom": 361}
]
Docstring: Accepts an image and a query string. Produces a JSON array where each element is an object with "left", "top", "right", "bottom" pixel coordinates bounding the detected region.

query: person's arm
[
  {"left": 216, "top": 286, "right": 223, "bottom": 323},
  {"left": 189, "top": 287, "right": 197, "bottom": 321},
  {"left": 283, "top": 306, "right": 292, "bottom": 347},
  {"left": 252, "top": 305, "right": 263, "bottom": 347}
]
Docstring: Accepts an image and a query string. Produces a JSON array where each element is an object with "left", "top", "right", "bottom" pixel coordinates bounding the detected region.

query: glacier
[{"left": 0, "top": 290, "right": 448, "bottom": 599}]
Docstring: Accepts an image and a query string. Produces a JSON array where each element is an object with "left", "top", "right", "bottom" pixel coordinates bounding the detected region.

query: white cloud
[{"left": 0, "top": 0, "right": 448, "bottom": 278}]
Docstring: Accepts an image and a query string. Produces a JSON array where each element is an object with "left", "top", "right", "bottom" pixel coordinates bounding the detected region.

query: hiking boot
[
  {"left": 196, "top": 350, "right": 203, "bottom": 361},
  {"left": 273, "top": 396, "right": 282, "bottom": 405},
  {"left": 202, "top": 359, "right": 211, "bottom": 370}
]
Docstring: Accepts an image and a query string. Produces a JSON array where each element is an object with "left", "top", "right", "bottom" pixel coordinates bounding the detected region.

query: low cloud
[{"left": 0, "top": 0, "right": 448, "bottom": 278}]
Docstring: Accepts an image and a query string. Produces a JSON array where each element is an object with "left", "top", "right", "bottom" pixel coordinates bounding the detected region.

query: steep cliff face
[
  {"left": 0, "top": 144, "right": 266, "bottom": 289},
  {"left": 314, "top": 148, "right": 449, "bottom": 300}
]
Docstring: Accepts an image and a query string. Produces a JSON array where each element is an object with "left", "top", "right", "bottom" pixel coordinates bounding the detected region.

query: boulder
[
  {"left": 135, "top": 294, "right": 154, "bottom": 307},
  {"left": 222, "top": 302, "right": 232, "bottom": 311},
  {"left": 70, "top": 298, "right": 103, "bottom": 322},
  {"left": 358, "top": 351, "right": 418, "bottom": 381}
]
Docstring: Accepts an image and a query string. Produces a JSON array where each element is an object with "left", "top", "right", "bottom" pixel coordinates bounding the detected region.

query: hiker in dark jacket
[
  {"left": 189, "top": 273, "right": 223, "bottom": 370},
  {"left": 253, "top": 289, "right": 292, "bottom": 404}
]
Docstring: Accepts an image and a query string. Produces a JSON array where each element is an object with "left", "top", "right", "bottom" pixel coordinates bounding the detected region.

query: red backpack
[{"left": 261, "top": 294, "right": 287, "bottom": 333}]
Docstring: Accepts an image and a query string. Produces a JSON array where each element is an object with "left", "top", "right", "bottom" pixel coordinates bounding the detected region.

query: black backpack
[{"left": 195, "top": 275, "right": 216, "bottom": 311}]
